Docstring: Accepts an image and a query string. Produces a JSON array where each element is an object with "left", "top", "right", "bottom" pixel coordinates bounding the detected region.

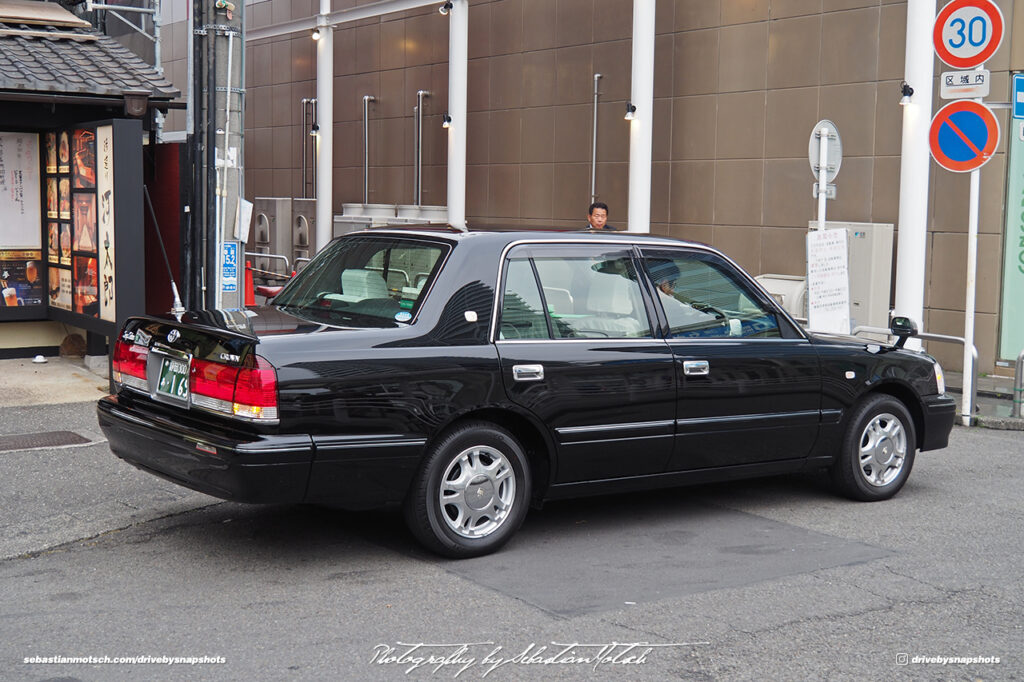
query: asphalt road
[{"left": 0, "top": 401, "right": 1020, "bottom": 681}]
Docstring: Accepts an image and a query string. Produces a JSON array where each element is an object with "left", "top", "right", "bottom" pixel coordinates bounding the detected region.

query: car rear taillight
[
  {"left": 232, "top": 355, "right": 278, "bottom": 420},
  {"left": 112, "top": 337, "right": 149, "bottom": 392},
  {"left": 190, "top": 354, "right": 278, "bottom": 422}
]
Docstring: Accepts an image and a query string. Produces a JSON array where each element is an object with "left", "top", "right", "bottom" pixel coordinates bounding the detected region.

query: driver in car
[{"left": 647, "top": 259, "right": 725, "bottom": 333}]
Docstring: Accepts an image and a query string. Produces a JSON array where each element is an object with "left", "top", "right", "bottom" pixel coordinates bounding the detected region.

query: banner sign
[{"left": 0, "top": 132, "right": 41, "bottom": 249}]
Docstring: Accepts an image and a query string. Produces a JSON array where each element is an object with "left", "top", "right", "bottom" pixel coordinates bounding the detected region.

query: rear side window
[
  {"left": 642, "top": 249, "right": 780, "bottom": 339},
  {"left": 499, "top": 259, "right": 549, "bottom": 340},
  {"left": 499, "top": 248, "right": 652, "bottom": 340}
]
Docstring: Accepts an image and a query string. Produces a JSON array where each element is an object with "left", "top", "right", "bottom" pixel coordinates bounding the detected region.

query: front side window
[
  {"left": 642, "top": 250, "right": 780, "bottom": 339},
  {"left": 272, "top": 237, "right": 448, "bottom": 325},
  {"left": 498, "top": 248, "right": 652, "bottom": 340}
]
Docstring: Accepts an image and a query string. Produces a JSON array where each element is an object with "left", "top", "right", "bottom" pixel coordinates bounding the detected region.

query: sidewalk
[
  {"left": 944, "top": 369, "right": 1024, "bottom": 430},
  {"left": 0, "top": 355, "right": 110, "bottom": 409}
]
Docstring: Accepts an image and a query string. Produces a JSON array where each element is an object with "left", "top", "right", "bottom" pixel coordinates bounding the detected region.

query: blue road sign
[
  {"left": 1014, "top": 74, "right": 1024, "bottom": 119},
  {"left": 222, "top": 241, "right": 238, "bottom": 293}
]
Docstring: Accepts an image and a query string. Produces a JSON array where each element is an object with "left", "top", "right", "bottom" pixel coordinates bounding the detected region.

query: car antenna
[{"left": 142, "top": 185, "right": 186, "bottom": 317}]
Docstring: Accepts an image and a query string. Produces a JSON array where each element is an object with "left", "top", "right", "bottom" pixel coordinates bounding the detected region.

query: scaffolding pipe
[{"left": 590, "top": 73, "right": 601, "bottom": 204}]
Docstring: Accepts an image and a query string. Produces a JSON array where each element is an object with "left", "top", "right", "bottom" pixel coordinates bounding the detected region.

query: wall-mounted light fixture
[
  {"left": 624, "top": 101, "right": 637, "bottom": 121},
  {"left": 899, "top": 81, "right": 914, "bottom": 106},
  {"left": 311, "top": 27, "right": 321, "bottom": 40},
  {"left": 442, "top": 113, "right": 452, "bottom": 129},
  {"left": 439, "top": 1, "right": 453, "bottom": 15}
]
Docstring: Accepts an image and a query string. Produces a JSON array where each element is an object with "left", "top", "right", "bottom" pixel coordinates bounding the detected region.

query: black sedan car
[{"left": 98, "top": 228, "right": 956, "bottom": 558}]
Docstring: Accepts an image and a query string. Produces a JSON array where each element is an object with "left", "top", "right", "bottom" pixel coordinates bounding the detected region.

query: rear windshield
[{"left": 272, "top": 236, "right": 449, "bottom": 325}]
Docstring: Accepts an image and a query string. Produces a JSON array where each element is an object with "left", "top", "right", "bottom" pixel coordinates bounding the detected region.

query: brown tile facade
[{"left": 155, "top": 0, "right": 1019, "bottom": 371}]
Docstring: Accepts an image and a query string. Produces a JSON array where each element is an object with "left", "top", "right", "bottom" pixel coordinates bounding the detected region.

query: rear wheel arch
[{"left": 430, "top": 407, "right": 555, "bottom": 504}]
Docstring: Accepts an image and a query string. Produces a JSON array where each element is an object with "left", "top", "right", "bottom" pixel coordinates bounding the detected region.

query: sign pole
[
  {"left": 963, "top": 165, "right": 979, "bottom": 425},
  {"left": 817, "top": 124, "right": 829, "bottom": 229},
  {"left": 962, "top": 61, "right": 986, "bottom": 426},
  {"left": 928, "top": 0, "right": 1003, "bottom": 420}
]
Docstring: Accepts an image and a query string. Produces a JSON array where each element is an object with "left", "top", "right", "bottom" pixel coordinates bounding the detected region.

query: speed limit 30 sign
[{"left": 933, "top": 0, "right": 1004, "bottom": 69}]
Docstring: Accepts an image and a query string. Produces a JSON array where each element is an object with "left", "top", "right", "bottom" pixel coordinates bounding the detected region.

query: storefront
[{"left": 0, "top": 1, "right": 178, "bottom": 357}]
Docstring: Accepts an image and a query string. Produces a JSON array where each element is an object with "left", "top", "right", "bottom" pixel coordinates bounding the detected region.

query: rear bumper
[
  {"left": 921, "top": 394, "right": 957, "bottom": 451},
  {"left": 97, "top": 395, "right": 313, "bottom": 503}
]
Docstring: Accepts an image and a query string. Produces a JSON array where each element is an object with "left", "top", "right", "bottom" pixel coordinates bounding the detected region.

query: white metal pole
[
  {"left": 963, "top": 167, "right": 979, "bottom": 425},
  {"left": 816, "top": 124, "right": 828, "bottom": 229},
  {"left": 446, "top": 0, "right": 468, "bottom": 230},
  {"left": 626, "top": 0, "right": 655, "bottom": 233},
  {"left": 893, "top": 0, "right": 936, "bottom": 350},
  {"left": 315, "top": 0, "right": 333, "bottom": 251}
]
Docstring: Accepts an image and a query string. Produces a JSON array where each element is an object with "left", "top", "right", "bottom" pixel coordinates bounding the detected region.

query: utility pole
[{"left": 192, "top": 0, "right": 244, "bottom": 310}]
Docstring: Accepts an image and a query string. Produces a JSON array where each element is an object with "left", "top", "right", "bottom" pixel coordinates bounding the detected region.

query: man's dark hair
[{"left": 588, "top": 202, "right": 608, "bottom": 215}]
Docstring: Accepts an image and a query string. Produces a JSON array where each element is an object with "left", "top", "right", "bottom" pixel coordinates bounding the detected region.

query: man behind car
[{"left": 586, "top": 202, "right": 617, "bottom": 230}]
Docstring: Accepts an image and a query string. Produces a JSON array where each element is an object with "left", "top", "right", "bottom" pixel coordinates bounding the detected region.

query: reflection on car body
[{"left": 98, "top": 228, "right": 957, "bottom": 558}]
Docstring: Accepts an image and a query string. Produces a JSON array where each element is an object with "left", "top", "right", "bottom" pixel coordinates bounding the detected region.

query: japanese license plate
[{"left": 156, "top": 356, "right": 190, "bottom": 402}]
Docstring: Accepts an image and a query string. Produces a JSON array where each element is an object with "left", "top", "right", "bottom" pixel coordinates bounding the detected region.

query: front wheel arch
[
  {"left": 865, "top": 381, "right": 927, "bottom": 451},
  {"left": 831, "top": 393, "right": 917, "bottom": 501}
]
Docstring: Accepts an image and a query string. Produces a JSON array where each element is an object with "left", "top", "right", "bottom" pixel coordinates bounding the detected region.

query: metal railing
[
  {"left": 852, "top": 325, "right": 978, "bottom": 427},
  {"left": 1014, "top": 349, "right": 1024, "bottom": 419},
  {"left": 245, "top": 251, "right": 290, "bottom": 274}
]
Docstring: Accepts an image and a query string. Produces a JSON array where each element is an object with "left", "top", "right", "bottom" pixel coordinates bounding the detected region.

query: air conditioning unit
[
  {"left": 252, "top": 197, "right": 292, "bottom": 277},
  {"left": 755, "top": 274, "right": 807, "bottom": 319},
  {"left": 291, "top": 198, "right": 315, "bottom": 272}
]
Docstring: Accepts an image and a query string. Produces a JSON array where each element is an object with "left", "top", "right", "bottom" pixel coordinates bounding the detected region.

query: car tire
[
  {"left": 831, "top": 394, "right": 916, "bottom": 501},
  {"left": 404, "top": 421, "right": 531, "bottom": 559}
]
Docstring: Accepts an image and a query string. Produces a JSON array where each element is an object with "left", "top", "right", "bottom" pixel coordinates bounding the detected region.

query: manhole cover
[{"left": 0, "top": 431, "right": 90, "bottom": 452}]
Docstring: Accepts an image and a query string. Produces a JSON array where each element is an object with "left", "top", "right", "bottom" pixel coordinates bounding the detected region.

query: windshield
[{"left": 272, "top": 236, "right": 449, "bottom": 325}]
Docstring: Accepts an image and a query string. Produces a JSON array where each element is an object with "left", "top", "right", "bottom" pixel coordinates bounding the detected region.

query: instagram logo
[{"left": 896, "top": 653, "right": 909, "bottom": 666}]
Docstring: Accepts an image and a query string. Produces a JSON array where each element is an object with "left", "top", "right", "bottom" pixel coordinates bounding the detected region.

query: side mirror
[{"left": 890, "top": 316, "right": 918, "bottom": 348}]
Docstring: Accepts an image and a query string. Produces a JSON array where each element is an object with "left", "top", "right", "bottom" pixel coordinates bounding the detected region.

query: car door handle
[
  {"left": 683, "top": 360, "right": 710, "bottom": 376},
  {"left": 512, "top": 364, "right": 544, "bottom": 382}
]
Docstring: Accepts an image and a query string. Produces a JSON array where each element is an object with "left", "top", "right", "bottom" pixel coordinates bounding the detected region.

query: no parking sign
[{"left": 929, "top": 100, "right": 999, "bottom": 173}]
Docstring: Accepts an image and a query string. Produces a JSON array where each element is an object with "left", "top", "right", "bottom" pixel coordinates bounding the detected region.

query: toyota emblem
[{"left": 167, "top": 329, "right": 180, "bottom": 343}]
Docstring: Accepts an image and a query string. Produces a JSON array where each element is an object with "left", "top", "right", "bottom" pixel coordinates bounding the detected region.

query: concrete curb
[{"left": 975, "top": 415, "right": 1024, "bottom": 431}]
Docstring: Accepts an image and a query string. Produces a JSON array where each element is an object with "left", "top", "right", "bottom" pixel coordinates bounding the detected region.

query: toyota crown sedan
[{"left": 98, "top": 228, "right": 956, "bottom": 558}]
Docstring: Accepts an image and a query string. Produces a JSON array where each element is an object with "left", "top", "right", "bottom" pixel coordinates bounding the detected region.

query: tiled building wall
[{"left": 158, "top": 0, "right": 1020, "bottom": 372}]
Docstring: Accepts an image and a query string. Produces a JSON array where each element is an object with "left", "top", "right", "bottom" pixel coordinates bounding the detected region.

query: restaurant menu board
[
  {"left": 43, "top": 127, "right": 103, "bottom": 320},
  {"left": 0, "top": 250, "right": 43, "bottom": 307},
  {"left": 0, "top": 132, "right": 42, "bottom": 250}
]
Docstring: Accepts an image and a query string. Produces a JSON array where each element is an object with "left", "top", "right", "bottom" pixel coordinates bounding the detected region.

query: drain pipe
[
  {"left": 300, "top": 98, "right": 316, "bottom": 198},
  {"left": 590, "top": 73, "right": 601, "bottom": 205},
  {"left": 415, "top": 89, "right": 430, "bottom": 205},
  {"left": 363, "top": 94, "right": 374, "bottom": 204}
]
